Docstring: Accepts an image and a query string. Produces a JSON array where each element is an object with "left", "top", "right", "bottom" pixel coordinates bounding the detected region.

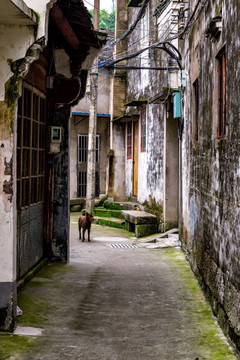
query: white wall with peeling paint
[
  {"left": 0, "top": 25, "right": 35, "bottom": 101},
  {"left": 0, "top": 0, "right": 54, "bottom": 330},
  {"left": 24, "top": 0, "right": 57, "bottom": 39}
]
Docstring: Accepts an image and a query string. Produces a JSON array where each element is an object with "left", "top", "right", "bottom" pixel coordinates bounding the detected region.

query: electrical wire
[
  {"left": 102, "top": 0, "right": 206, "bottom": 72},
  {"left": 88, "top": 0, "right": 205, "bottom": 77},
  {"left": 83, "top": 0, "right": 128, "bottom": 29},
  {"left": 87, "top": 0, "right": 177, "bottom": 72},
  {"left": 97, "top": 0, "right": 180, "bottom": 66},
  {"left": 117, "top": 0, "right": 150, "bottom": 41}
]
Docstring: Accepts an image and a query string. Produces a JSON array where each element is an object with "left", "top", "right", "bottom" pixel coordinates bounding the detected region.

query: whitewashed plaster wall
[
  {"left": 0, "top": 25, "right": 35, "bottom": 101},
  {"left": 0, "top": 22, "right": 37, "bottom": 285},
  {"left": 24, "top": 0, "right": 57, "bottom": 40},
  {"left": 0, "top": 0, "right": 56, "bottom": 330},
  {"left": 73, "top": 72, "right": 111, "bottom": 115},
  {"left": 125, "top": 137, "right": 133, "bottom": 197},
  {"left": 0, "top": 139, "right": 16, "bottom": 283},
  {"left": 138, "top": 150, "right": 148, "bottom": 203},
  {"left": 0, "top": 0, "right": 56, "bottom": 283}
]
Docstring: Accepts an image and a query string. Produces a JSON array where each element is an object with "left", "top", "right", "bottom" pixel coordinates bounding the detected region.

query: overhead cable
[
  {"left": 117, "top": 0, "right": 150, "bottom": 42},
  {"left": 104, "top": 0, "right": 206, "bottom": 71}
]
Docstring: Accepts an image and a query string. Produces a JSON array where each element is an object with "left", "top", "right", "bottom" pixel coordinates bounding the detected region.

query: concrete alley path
[{"left": 17, "top": 215, "right": 238, "bottom": 360}]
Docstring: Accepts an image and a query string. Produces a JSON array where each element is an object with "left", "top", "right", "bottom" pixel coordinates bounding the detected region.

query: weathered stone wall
[{"left": 181, "top": 0, "right": 240, "bottom": 347}]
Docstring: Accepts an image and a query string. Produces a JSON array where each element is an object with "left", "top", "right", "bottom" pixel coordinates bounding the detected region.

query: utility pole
[{"left": 86, "top": 0, "right": 100, "bottom": 214}]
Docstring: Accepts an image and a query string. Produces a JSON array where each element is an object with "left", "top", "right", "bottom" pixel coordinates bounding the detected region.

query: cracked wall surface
[{"left": 181, "top": 0, "right": 240, "bottom": 348}]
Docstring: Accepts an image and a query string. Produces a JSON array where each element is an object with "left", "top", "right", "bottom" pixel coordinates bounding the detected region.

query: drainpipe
[{"left": 86, "top": 0, "right": 100, "bottom": 213}]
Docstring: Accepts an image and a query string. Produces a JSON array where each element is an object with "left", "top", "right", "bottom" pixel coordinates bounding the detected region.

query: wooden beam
[{"left": 50, "top": 3, "right": 80, "bottom": 50}]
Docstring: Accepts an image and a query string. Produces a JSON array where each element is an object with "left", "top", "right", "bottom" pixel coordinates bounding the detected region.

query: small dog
[{"left": 78, "top": 212, "right": 94, "bottom": 242}]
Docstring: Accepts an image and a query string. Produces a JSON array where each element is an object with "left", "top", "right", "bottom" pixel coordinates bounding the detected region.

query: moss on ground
[
  {"left": 0, "top": 263, "right": 73, "bottom": 360},
  {"left": 17, "top": 263, "right": 72, "bottom": 327},
  {"left": 156, "top": 248, "right": 237, "bottom": 360},
  {"left": 0, "top": 334, "right": 35, "bottom": 360}
]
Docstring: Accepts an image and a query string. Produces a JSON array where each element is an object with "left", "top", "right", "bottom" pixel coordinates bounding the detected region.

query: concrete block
[
  {"left": 135, "top": 224, "right": 158, "bottom": 238},
  {"left": 122, "top": 210, "right": 157, "bottom": 225}
]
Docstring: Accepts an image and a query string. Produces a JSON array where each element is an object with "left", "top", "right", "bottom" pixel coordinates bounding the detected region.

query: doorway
[
  {"left": 133, "top": 121, "right": 139, "bottom": 197},
  {"left": 17, "top": 82, "right": 46, "bottom": 279}
]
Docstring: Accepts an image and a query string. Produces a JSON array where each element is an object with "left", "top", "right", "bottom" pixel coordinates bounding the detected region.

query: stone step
[
  {"left": 117, "top": 202, "right": 144, "bottom": 211},
  {"left": 121, "top": 210, "right": 158, "bottom": 238},
  {"left": 121, "top": 210, "right": 157, "bottom": 224},
  {"left": 94, "top": 216, "right": 126, "bottom": 229},
  {"left": 93, "top": 208, "right": 122, "bottom": 219}
]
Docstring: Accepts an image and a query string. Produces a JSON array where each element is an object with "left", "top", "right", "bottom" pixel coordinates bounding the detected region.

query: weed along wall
[{"left": 181, "top": 0, "right": 240, "bottom": 348}]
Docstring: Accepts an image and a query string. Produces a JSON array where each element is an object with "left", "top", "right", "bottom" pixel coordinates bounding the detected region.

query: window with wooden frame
[
  {"left": 217, "top": 49, "right": 226, "bottom": 138},
  {"left": 127, "top": 122, "right": 133, "bottom": 159},
  {"left": 193, "top": 78, "right": 199, "bottom": 143},
  {"left": 140, "top": 108, "right": 146, "bottom": 152},
  {"left": 17, "top": 82, "right": 46, "bottom": 210}
]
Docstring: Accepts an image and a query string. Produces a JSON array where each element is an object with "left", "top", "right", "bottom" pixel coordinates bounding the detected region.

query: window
[
  {"left": 193, "top": 79, "right": 199, "bottom": 143},
  {"left": 217, "top": 49, "right": 226, "bottom": 138},
  {"left": 141, "top": 108, "right": 146, "bottom": 152},
  {"left": 127, "top": 122, "right": 133, "bottom": 159},
  {"left": 17, "top": 83, "right": 46, "bottom": 210},
  {"left": 78, "top": 134, "right": 100, "bottom": 164},
  {"left": 77, "top": 134, "right": 100, "bottom": 198}
]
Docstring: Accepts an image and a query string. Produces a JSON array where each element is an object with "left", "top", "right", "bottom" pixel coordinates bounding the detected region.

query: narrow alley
[{"left": 10, "top": 215, "right": 238, "bottom": 360}]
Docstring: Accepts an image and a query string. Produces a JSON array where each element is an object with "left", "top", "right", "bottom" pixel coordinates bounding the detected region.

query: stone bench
[{"left": 121, "top": 210, "right": 158, "bottom": 238}]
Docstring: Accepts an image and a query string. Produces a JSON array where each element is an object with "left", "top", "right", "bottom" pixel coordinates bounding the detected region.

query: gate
[
  {"left": 17, "top": 82, "right": 46, "bottom": 279},
  {"left": 78, "top": 134, "right": 100, "bottom": 198}
]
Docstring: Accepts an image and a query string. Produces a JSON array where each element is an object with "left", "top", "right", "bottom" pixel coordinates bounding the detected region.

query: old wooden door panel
[
  {"left": 133, "top": 121, "right": 139, "bottom": 197},
  {"left": 17, "top": 82, "right": 46, "bottom": 279}
]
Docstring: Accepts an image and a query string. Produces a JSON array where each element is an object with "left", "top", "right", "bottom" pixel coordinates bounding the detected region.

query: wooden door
[
  {"left": 133, "top": 121, "right": 139, "bottom": 197},
  {"left": 17, "top": 82, "right": 46, "bottom": 279}
]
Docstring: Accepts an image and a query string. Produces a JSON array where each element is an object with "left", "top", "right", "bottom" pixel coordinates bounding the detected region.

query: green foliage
[{"left": 89, "top": 9, "right": 115, "bottom": 30}]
